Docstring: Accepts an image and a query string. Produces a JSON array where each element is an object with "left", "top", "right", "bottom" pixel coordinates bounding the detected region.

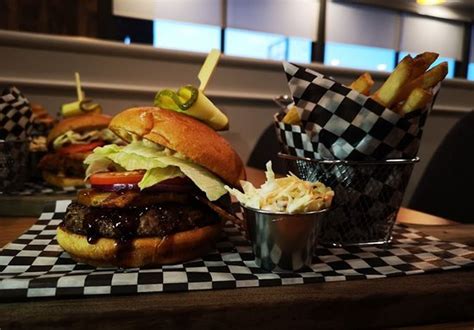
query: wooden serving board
[{"left": 0, "top": 193, "right": 76, "bottom": 217}]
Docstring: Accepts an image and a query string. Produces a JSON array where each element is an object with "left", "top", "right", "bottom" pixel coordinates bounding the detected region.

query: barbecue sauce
[
  {"left": 62, "top": 193, "right": 227, "bottom": 266},
  {"left": 85, "top": 206, "right": 152, "bottom": 264}
]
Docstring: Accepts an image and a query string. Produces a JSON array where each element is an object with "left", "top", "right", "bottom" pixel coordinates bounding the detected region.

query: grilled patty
[
  {"left": 63, "top": 201, "right": 219, "bottom": 241},
  {"left": 38, "top": 153, "right": 86, "bottom": 177}
]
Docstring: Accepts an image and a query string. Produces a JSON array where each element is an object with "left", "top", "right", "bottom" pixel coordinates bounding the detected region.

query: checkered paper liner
[
  {"left": 0, "top": 181, "right": 87, "bottom": 196},
  {"left": 1, "top": 200, "right": 474, "bottom": 301},
  {"left": 275, "top": 63, "right": 436, "bottom": 160},
  {"left": 0, "top": 87, "right": 33, "bottom": 141}
]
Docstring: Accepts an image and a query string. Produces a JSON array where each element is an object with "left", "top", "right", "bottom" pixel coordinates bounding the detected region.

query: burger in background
[
  {"left": 38, "top": 113, "right": 121, "bottom": 187},
  {"left": 57, "top": 107, "right": 245, "bottom": 267},
  {"left": 28, "top": 104, "right": 56, "bottom": 181}
]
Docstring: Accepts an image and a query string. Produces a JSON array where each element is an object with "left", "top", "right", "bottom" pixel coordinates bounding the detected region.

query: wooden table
[{"left": 1, "top": 167, "right": 474, "bottom": 329}]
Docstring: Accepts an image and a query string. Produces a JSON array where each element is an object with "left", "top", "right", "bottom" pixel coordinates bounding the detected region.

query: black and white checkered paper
[
  {"left": 1, "top": 200, "right": 473, "bottom": 301},
  {"left": 0, "top": 181, "right": 87, "bottom": 196},
  {"left": 275, "top": 63, "right": 435, "bottom": 160},
  {"left": 0, "top": 87, "right": 33, "bottom": 141}
]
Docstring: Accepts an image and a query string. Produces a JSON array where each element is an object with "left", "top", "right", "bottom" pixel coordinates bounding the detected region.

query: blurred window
[
  {"left": 224, "top": 28, "right": 311, "bottom": 63},
  {"left": 400, "top": 14, "right": 463, "bottom": 63},
  {"left": 469, "top": 27, "right": 474, "bottom": 80},
  {"left": 153, "top": 19, "right": 221, "bottom": 53},
  {"left": 324, "top": 42, "right": 395, "bottom": 72},
  {"left": 288, "top": 37, "right": 312, "bottom": 64},
  {"left": 399, "top": 51, "right": 455, "bottom": 79},
  {"left": 326, "top": 2, "right": 399, "bottom": 51},
  {"left": 468, "top": 63, "right": 474, "bottom": 81}
]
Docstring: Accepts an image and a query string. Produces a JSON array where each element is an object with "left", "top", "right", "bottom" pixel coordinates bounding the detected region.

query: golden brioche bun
[
  {"left": 109, "top": 107, "right": 245, "bottom": 186},
  {"left": 57, "top": 223, "right": 221, "bottom": 267},
  {"left": 47, "top": 114, "right": 111, "bottom": 144},
  {"left": 42, "top": 171, "right": 85, "bottom": 188}
]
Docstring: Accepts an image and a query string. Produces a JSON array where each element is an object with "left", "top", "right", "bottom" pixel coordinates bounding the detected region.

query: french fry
[
  {"left": 282, "top": 106, "right": 301, "bottom": 125},
  {"left": 394, "top": 61, "right": 448, "bottom": 105},
  {"left": 399, "top": 88, "right": 432, "bottom": 114},
  {"left": 371, "top": 55, "right": 414, "bottom": 108},
  {"left": 410, "top": 52, "right": 439, "bottom": 80},
  {"left": 349, "top": 72, "right": 374, "bottom": 95}
]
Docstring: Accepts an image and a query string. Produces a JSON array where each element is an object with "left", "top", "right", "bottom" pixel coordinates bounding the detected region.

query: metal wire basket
[
  {"left": 0, "top": 140, "right": 29, "bottom": 193},
  {"left": 279, "top": 153, "right": 419, "bottom": 247}
]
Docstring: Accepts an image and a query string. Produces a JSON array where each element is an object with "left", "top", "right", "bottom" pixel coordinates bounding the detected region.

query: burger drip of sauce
[
  {"left": 83, "top": 207, "right": 145, "bottom": 260},
  {"left": 69, "top": 200, "right": 220, "bottom": 263}
]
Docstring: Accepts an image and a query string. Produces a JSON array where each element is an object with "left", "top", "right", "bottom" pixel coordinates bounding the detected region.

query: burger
[
  {"left": 56, "top": 107, "right": 245, "bottom": 267},
  {"left": 38, "top": 114, "right": 119, "bottom": 187}
]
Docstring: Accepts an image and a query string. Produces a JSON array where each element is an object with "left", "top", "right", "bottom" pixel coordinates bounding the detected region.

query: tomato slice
[
  {"left": 90, "top": 171, "right": 145, "bottom": 186},
  {"left": 58, "top": 141, "right": 104, "bottom": 155}
]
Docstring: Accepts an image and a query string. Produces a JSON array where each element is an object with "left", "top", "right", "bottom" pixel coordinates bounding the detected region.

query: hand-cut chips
[
  {"left": 282, "top": 106, "right": 302, "bottom": 125},
  {"left": 410, "top": 52, "right": 439, "bottom": 80},
  {"left": 371, "top": 55, "right": 414, "bottom": 109},
  {"left": 393, "top": 61, "right": 448, "bottom": 105},
  {"left": 399, "top": 87, "right": 432, "bottom": 114},
  {"left": 281, "top": 51, "right": 447, "bottom": 125},
  {"left": 349, "top": 73, "right": 374, "bottom": 96},
  {"left": 344, "top": 51, "right": 447, "bottom": 115}
]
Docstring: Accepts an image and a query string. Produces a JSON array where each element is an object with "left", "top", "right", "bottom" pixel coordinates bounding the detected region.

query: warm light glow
[{"left": 416, "top": 0, "right": 445, "bottom": 5}]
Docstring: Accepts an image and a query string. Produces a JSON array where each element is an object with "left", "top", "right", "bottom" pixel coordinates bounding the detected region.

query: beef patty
[
  {"left": 62, "top": 201, "right": 219, "bottom": 242},
  {"left": 38, "top": 153, "right": 86, "bottom": 177}
]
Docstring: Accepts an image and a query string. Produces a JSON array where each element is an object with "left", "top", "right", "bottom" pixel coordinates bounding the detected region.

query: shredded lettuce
[
  {"left": 84, "top": 140, "right": 227, "bottom": 201},
  {"left": 53, "top": 129, "right": 123, "bottom": 150}
]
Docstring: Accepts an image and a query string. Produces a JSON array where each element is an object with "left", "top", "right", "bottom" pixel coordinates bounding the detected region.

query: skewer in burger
[
  {"left": 57, "top": 107, "right": 245, "bottom": 267},
  {"left": 38, "top": 114, "right": 120, "bottom": 187}
]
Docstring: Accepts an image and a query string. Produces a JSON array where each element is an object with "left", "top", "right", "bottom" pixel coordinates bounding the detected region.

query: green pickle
[
  {"left": 154, "top": 85, "right": 229, "bottom": 131},
  {"left": 61, "top": 99, "right": 102, "bottom": 117},
  {"left": 154, "top": 85, "right": 198, "bottom": 112}
]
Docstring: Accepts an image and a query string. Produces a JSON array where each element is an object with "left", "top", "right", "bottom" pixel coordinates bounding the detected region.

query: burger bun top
[{"left": 109, "top": 107, "right": 245, "bottom": 187}]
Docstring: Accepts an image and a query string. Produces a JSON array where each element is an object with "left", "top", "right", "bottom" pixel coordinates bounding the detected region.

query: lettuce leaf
[
  {"left": 107, "top": 152, "right": 166, "bottom": 171},
  {"left": 138, "top": 166, "right": 183, "bottom": 190},
  {"left": 84, "top": 141, "right": 227, "bottom": 201},
  {"left": 151, "top": 155, "right": 227, "bottom": 201},
  {"left": 84, "top": 144, "right": 124, "bottom": 179}
]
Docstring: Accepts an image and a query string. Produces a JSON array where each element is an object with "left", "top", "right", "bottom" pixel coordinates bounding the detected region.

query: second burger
[{"left": 38, "top": 113, "right": 121, "bottom": 187}]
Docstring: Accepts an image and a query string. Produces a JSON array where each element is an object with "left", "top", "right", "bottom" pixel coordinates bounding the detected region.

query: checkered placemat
[
  {"left": 1, "top": 182, "right": 87, "bottom": 196},
  {"left": 1, "top": 200, "right": 473, "bottom": 301}
]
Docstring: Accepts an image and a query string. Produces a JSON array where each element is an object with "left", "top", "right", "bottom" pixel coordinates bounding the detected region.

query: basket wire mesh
[{"left": 279, "top": 153, "right": 419, "bottom": 247}]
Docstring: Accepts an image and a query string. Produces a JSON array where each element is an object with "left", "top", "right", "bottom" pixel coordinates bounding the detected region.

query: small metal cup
[
  {"left": 0, "top": 139, "right": 29, "bottom": 193},
  {"left": 242, "top": 205, "right": 328, "bottom": 271}
]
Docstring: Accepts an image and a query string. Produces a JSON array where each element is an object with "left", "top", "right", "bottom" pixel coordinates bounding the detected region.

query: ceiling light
[{"left": 416, "top": 0, "right": 446, "bottom": 6}]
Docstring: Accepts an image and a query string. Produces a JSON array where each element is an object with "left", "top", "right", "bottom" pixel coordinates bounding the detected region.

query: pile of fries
[{"left": 283, "top": 52, "right": 448, "bottom": 125}]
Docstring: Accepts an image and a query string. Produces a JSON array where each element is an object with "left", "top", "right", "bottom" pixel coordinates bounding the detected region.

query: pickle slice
[
  {"left": 154, "top": 85, "right": 198, "bottom": 111},
  {"left": 80, "top": 100, "right": 102, "bottom": 113}
]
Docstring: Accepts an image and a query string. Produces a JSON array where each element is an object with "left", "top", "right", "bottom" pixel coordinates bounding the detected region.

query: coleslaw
[{"left": 225, "top": 162, "right": 334, "bottom": 214}]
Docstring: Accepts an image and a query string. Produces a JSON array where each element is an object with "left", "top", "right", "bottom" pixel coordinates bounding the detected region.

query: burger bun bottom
[
  {"left": 42, "top": 171, "right": 85, "bottom": 188},
  {"left": 57, "top": 223, "right": 222, "bottom": 268}
]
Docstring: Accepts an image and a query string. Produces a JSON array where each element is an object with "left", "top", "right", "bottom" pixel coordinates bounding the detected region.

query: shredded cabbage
[
  {"left": 225, "top": 161, "right": 334, "bottom": 214},
  {"left": 84, "top": 140, "right": 227, "bottom": 201},
  {"left": 53, "top": 129, "right": 123, "bottom": 150}
]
